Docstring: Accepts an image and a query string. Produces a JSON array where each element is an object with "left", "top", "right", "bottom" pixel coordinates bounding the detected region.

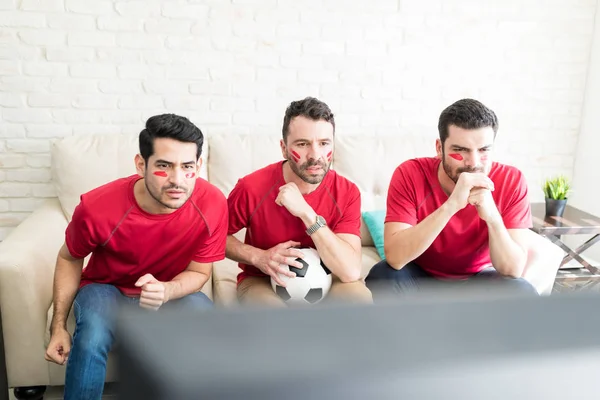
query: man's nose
[
  {"left": 307, "top": 143, "right": 320, "bottom": 160},
  {"left": 168, "top": 168, "right": 185, "bottom": 185},
  {"left": 464, "top": 152, "right": 480, "bottom": 167}
]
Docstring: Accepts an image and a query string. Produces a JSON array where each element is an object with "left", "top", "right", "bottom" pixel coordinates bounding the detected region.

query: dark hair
[
  {"left": 282, "top": 97, "right": 335, "bottom": 142},
  {"left": 139, "top": 114, "right": 204, "bottom": 163},
  {"left": 438, "top": 99, "right": 498, "bottom": 144}
]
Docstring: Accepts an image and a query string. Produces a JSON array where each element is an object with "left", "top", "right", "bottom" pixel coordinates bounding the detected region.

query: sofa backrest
[{"left": 51, "top": 133, "right": 436, "bottom": 245}]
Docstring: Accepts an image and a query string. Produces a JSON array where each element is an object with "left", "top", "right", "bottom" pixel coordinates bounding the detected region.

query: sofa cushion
[
  {"left": 362, "top": 210, "right": 386, "bottom": 259},
  {"left": 207, "top": 134, "right": 282, "bottom": 197},
  {"left": 360, "top": 246, "right": 381, "bottom": 279},
  {"left": 51, "top": 133, "right": 209, "bottom": 221}
]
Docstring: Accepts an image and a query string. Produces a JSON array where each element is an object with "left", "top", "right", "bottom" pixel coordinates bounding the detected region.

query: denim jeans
[
  {"left": 365, "top": 260, "right": 539, "bottom": 300},
  {"left": 63, "top": 283, "right": 212, "bottom": 400}
]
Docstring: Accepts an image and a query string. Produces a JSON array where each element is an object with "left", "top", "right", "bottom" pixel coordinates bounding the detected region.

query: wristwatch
[{"left": 306, "top": 215, "right": 327, "bottom": 235}]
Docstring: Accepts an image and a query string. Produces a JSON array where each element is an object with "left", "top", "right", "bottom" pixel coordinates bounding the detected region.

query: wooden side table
[{"left": 531, "top": 203, "right": 600, "bottom": 289}]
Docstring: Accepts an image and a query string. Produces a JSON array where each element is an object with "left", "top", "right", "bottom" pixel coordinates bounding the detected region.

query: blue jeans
[
  {"left": 365, "top": 260, "right": 538, "bottom": 300},
  {"left": 64, "top": 283, "right": 212, "bottom": 400}
]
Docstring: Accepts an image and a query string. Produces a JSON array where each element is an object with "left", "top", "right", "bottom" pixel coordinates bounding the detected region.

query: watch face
[{"left": 317, "top": 215, "right": 326, "bottom": 226}]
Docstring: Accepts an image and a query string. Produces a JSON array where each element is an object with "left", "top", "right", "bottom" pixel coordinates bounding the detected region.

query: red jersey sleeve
[
  {"left": 386, "top": 162, "right": 418, "bottom": 226},
  {"left": 65, "top": 196, "right": 99, "bottom": 259},
  {"left": 193, "top": 194, "right": 228, "bottom": 263},
  {"left": 227, "top": 178, "right": 250, "bottom": 235},
  {"left": 501, "top": 170, "right": 533, "bottom": 229},
  {"left": 331, "top": 183, "right": 361, "bottom": 237}
]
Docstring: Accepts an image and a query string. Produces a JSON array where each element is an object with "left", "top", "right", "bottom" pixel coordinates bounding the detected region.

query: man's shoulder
[
  {"left": 394, "top": 157, "right": 438, "bottom": 182},
  {"left": 490, "top": 162, "right": 525, "bottom": 182},
  {"left": 192, "top": 178, "right": 225, "bottom": 200},
  {"left": 327, "top": 169, "right": 359, "bottom": 196},
  {"left": 236, "top": 161, "right": 283, "bottom": 193},
  {"left": 399, "top": 157, "right": 438, "bottom": 170},
  {"left": 80, "top": 175, "right": 136, "bottom": 207}
]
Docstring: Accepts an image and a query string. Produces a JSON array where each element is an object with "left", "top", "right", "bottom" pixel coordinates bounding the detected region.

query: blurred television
[{"left": 116, "top": 290, "right": 600, "bottom": 400}]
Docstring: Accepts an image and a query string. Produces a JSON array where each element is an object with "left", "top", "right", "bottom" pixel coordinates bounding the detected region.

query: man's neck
[{"left": 282, "top": 161, "right": 320, "bottom": 195}]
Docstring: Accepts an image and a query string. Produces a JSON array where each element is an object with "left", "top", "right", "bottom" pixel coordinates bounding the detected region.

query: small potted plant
[{"left": 542, "top": 175, "right": 571, "bottom": 217}]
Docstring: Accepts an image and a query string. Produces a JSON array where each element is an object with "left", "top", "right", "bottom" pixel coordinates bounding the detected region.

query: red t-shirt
[
  {"left": 386, "top": 157, "right": 532, "bottom": 278},
  {"left": 228, "top": 161, "right": 361, "bottom": 285},
  {"left": 66, "top": 175, "right": 228, "bottom": 296}
]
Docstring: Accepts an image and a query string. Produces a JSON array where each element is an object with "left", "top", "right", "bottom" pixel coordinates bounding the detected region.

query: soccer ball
[{"left": 271, "top": 248, "right": 332, "bottom": 306}]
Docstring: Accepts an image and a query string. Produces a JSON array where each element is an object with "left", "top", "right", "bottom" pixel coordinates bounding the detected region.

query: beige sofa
[{"left": 0, "top": 132, "right": 564, "bottom": 392}]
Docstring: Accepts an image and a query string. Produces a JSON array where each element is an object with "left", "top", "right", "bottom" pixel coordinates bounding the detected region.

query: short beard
[
  {"left": 144, "top": 179, "right": 187, "bottom": 210},
  {"left": 286, "top": 153, "right": 330, "bottom": 184}
]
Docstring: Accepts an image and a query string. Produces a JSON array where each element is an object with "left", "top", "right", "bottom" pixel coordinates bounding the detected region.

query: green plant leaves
[{"left": 542, "top": 175, "right": 571, "bottom": 200}]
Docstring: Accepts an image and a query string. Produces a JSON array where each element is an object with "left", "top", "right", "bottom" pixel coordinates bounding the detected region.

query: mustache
[
  {"left": 458, "top": 167, "right": 484, "bottom": 173},
  {"left": 163, "top": 185, "right": 186, "bottom": 190},
  {"left": 301, "top": 159, "right": 327, "bottom": 168}
]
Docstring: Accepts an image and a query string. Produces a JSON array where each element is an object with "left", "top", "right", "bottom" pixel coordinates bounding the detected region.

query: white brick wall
[{"left": 0, "top": 0, "right": 598, "bottom": 240}]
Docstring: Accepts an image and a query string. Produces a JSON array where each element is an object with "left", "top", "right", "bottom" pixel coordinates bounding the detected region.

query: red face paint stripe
[
  {"left": 480, "top": 155, "right": 488, "bottom": 161},
  {"left": 153, "top": 171, "right": 168, "bottom": 177},
  {"left": 185, "top": 172, "right": 196, "bottom": 179},
  {"left": 326, "top": 151, "right": 332, "bottom": 160},
  {"left": 291, "top": 150, "right": 301, "bottom": 162},
  {"left": 449, "top": 153, "right": 463, "bottom": 161}
]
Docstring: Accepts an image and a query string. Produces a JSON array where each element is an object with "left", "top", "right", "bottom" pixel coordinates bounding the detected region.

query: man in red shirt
[
  {"left": 227, "top": 97, "right": 372, "bottom": 307},
  {"left": 44, "top": 114, "right": 227, "bottom": 400},
  {"left": 366, "top": 99, "right": 537, "bottom": 297}
]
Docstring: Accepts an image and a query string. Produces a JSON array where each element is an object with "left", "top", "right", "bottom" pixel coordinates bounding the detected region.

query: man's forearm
[
  {"left": 385, "top": 203, "right": 456, "bottom": 269},
  {"left": 50, "top": 253, "right": 83, "bottom": 333},
  {"left": 226, "top": 235, "right": 262, "bottom": 266},
  {"left": 487, "top": 221, "right": 527, "bottom": 278},
  {"left": 300, "top": 212, "right": 360, "bottom": 282},
  {"left": 165, "top": 270, "right": 210, "bottom": 301}
]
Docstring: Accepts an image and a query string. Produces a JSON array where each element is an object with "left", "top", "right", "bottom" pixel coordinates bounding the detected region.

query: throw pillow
[{"left": 362, "top": 210, "right": 386, "bottom": 259}]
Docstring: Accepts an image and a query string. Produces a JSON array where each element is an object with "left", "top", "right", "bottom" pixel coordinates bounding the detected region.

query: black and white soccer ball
[{"left": 270, "top": 248, "right": 332, "bottom": 305}]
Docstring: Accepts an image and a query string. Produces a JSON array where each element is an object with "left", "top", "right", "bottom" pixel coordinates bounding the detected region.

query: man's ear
[
  {"left": 280, "top": 139, "right": 286, "bottom": 159},
  {"left": 435, "top": 139, "right": 443, "bottom": 159},
  {"left": 134, "top": 154, "right": 145, "bottom": 177},
  {"left": 196, "top": 157, "right": 203, "bottom": 172}
]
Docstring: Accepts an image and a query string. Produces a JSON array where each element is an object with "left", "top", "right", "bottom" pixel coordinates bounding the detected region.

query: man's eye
[
  {"left": 184, "top": 165, "right": 194, "bottom": 169},
  {"left": 157, "top": 164, "right": 167, "bottom": 168}
]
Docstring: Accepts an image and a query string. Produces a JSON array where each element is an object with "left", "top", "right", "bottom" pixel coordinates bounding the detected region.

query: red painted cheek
[
  {"left": 449, "top": 153, "right": 463, "bottom": 161},
  {"left": 326, "top": 151, "right": 332, "bottom": 162},
  {"left": 480, "top": 155, "right": 488, "bottom": 162},
  {"left": 185, "top": 172, "right": 196, "bottom": 179},
  {"left": 291, "top": 150, "right": 301, "bottom": 163},
  {"left": 153, "top": 171, "right": 168, "bottom": 177}
]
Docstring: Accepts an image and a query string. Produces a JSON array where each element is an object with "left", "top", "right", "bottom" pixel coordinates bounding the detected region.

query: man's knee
[
  {"left": 327, "top": 280, "right": 373, "bottom": 304},
  {"left": 167, "top": 291, "right": 214, "bottom": 310},
  {"left": 72, "top": 284, "right": 120, "bottom": 353},
  {"left": 365, "top": 260, "right": 399, "bottom": 281},
  {"left": 502, "top": 277, "right": 539, "bottom": 295},
  {"left": 73, "top": 312, "right": 114, "bottom": 356},
  {"left": 237, "top": 277, "right": 287, "bottom": 308}
]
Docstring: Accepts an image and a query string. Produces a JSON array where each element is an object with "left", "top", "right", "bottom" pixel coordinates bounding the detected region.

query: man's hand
[
  {"left": 275, "top": 182, "right": 313, "bottom": 218},
  {"left": 45, "top": 327, "right": 71, "bottom": 365},
  {"left": 135, "top": 273, "right": 168, "bottom": 310},
  {"left": 468, "top": 188, "right": 502, "bottom": 223},
  {"left": 447, "top": 172, "right": 495, "bottom": 213},
  {"left": 254, "top": 240, "right": 305, "bottom": 286}
]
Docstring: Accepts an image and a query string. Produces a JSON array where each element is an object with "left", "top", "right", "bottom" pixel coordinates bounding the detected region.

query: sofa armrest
[
  {"left": 0, "top": 199, "right": 68, "bottom": 387},
  {"left": 522, "top": 229, "right": 564, "bottom": 296}
]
